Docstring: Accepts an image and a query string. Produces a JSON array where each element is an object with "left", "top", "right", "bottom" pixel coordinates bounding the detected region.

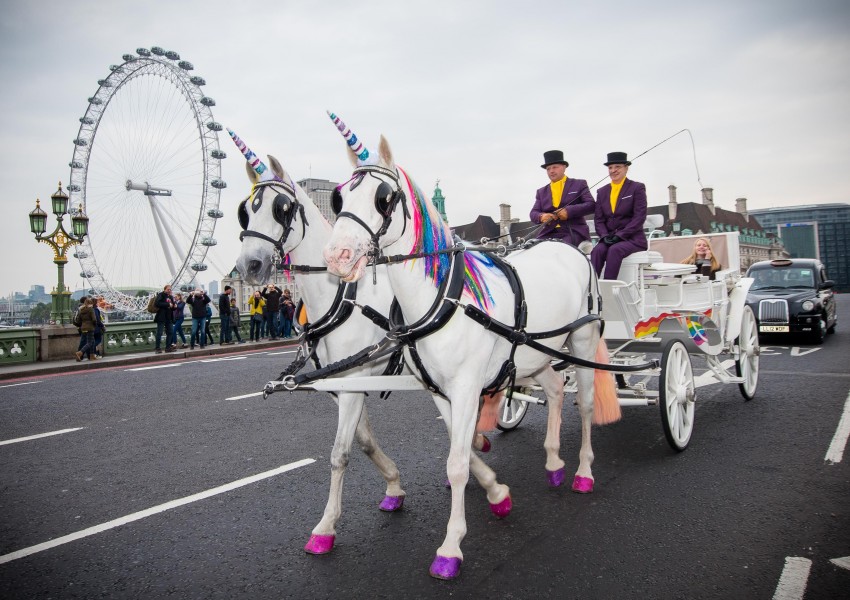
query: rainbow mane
[{"left": 397, "top": 168, "right": 494, "bottom": 309}]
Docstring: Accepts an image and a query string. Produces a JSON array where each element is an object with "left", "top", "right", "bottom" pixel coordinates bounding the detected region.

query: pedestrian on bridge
[
  {"left": 153, "top": 285, "right": 176, "bottom": 354},
  {"left": 219, "top": 286, "right": 233, "bottom": 345},
  {"left": 172, "top": 293, "right": 188, "bottom": 348},
  {"left": 186, "top": 289, "right": 210, "bottom": 350}
]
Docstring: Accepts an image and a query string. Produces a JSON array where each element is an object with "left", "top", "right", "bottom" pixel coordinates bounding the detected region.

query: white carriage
[{"left": 500, "top": 218, "right": 760, "bottom": 451}]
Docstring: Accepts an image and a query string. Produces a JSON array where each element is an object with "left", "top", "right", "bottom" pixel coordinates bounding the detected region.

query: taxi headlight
[{"left": 801, "top": 300, "right": 814, "bottom": 312}]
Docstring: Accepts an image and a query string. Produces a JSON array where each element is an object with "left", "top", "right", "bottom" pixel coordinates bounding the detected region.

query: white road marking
[
  {"left": 125, "top": 363, "right": 183, "bottom": 372},
  {"left": 199, "top": 356, "right": 248, "bottom": 363},
  {"left": 267, "top": 350, "right": 297, "bottom": 356},
  {"left": 772, "top": 556, "right": 811, "bottom": 600},
  {"left": 0, "top": 427, "right": 85, "bottom": 447},
  {"left": 790, "top": 347, "right": 821, "bottom": 357},
  {"left": 830, "top": 556, "right": 850, "bottom": 570},
  {"left": 226, "top": 392, "right": 264, "bottom": 401},
  {"left": 825, "top": 390, "right": 850, "bottom": 464},
  {"left": 0, "top": 458, "right": 315, "bottom": 564},
  {"left": 0, "top": 381, "right": 42, "bottom": 389}
]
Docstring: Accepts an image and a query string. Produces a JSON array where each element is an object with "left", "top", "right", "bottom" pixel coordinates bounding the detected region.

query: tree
[{"left": 29, "top": 302, "right": 51, "bottom": 325}]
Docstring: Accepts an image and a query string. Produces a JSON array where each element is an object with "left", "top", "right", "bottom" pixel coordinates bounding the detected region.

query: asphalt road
[{"left": 1, "top": 299, "right": 848, "bottom": 599}]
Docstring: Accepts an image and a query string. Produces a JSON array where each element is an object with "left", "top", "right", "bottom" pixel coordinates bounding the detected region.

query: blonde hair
[{"left": 682, "top": 237, "right": 720, "bottom": 272}]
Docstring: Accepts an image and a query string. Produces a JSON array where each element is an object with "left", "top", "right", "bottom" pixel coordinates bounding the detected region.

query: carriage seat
[{"left": 615, "top": 251, "right": 664, "bottom": 283}]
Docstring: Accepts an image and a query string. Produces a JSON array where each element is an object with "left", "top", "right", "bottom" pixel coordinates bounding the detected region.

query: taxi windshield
[{"left": 750, "top": 267, "right": 815, "bottom": 290}]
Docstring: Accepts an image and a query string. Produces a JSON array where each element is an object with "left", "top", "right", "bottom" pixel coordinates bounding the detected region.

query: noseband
[
  {"left": 331, "top": 165, "right": 409, "bottom": 259},
  {"left": 238, "top": 179, "right": 308, "bottom": 255}
]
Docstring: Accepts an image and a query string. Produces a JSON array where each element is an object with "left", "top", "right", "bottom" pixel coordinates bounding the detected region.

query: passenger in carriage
[
  {"left": 681, "top": 237, "right": 721, "bottom": 280},
  {"left": 590, "top": 151, "right": 648, "bottom": 279},
  {"left": 530, "top": 150, "right": 595, "bottom": 250}
]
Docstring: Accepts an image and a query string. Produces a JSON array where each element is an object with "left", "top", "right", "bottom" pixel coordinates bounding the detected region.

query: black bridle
[
  {"left": 238, "top": 179, "right": 308, "bottom": 255},
  {"left": 330, "top": 165, "right": 409, "bottom": 259}
]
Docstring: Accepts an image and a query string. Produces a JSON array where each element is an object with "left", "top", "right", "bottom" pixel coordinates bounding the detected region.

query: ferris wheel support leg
[{"left": 148, "top": 198, "right": 178, "bottom": 279}]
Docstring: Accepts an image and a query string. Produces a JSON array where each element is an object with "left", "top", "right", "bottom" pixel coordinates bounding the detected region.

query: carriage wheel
[
  {"left": 734, "top": 305, "right": 760, "bottom": 401},
  {"left": 496, "top": 388, "right": 531, "bottom": 431},
  {"left": 659, "top": 340, "right": 695, "bottom": 452}
]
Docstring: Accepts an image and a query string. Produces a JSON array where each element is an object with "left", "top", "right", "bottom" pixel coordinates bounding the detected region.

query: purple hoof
[
  {"left": 571, "top": 475, "right": 594, "bottom": 493},
  {"left": 547, "top": 467, "right": 566, "bottom": 488},
  {"left": 429, "top": 555, "right": 462, "bottom": 580},
  {"left": 490, "top": 494, "right": 512, "bottom": 519},
  {"left": 480, "top": 435, "right": 491, "bottom": 453},
  {"left": 379, "top": 495, "right": 405, "bottom": 512},
  {"left": 444, "top": 478, "right": 451, "bottom": 489},
  {"left": 304, "top": 533, "right": 335, "bottom": 554}
]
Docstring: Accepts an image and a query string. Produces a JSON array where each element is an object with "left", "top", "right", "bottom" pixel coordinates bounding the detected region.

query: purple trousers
[{"left": 590, "top": 239, "right": 646, "bottom": 279}]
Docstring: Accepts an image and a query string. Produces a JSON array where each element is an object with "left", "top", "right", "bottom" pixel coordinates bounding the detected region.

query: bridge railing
[{"left": 0, "top": 319, "right": 253, "bottom": 365}]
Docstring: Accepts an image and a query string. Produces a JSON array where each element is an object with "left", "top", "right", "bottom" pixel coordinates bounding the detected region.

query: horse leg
[
  {"left": 353, "top": 405, "right": 405, "bottom": 511},
  {"left": 304, "top": 391, "right": 365, "bottom": 554},
  {"left": 429, "top": 389, "right": 504, "bottom": 580},
  {"left": 535, "top": 366, "right": 568, "bottom": 487},
  {"left": 433, "top": 395, "right": 510, "bottom": 510},
  {"left": 569, "top": 328, "right": 599, "bottom": 493}
]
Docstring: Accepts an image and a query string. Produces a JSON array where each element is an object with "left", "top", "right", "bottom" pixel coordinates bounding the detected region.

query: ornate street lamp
[{"left": 27, "top": 182, "right": 89, "bottom": 324}]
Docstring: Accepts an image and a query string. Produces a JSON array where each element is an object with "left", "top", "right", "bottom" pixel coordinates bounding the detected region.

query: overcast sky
[{"left": 2, "top": 0, "right": 848, "bottom": 298}]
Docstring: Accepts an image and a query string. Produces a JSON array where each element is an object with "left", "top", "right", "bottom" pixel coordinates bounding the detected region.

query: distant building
[
  {"left": 645, "top": 187, "right": 788, "bottom": 271},
  {"left": 749, "top": 203, "right": 850, "bottom": 292},
  {"left": 208, "top": 280, "right": 219, "bottom": 298},
  {"left": 432, "top": 181, "right": 449, "bottom": 223},
  {"left": 298, "top": 178, "right": 338, "bottom": 223}
]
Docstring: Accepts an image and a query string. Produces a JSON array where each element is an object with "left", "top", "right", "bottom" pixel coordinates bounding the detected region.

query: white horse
[
  {"left": 322, "top": 115, "right": 620, "bottom": 579},
  {"left": 229, "top": 130, "right": 503, "bottom": 560}
]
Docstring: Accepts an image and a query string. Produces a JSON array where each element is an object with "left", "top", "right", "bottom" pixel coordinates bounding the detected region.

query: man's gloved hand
[{"left": 603, "top": 235, "right": 622, "bottom": 245}]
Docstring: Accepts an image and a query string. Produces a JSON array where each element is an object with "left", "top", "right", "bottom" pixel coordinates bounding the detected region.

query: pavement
[{"left": 0, "top": 338, "right": 300, "bottom": 382}]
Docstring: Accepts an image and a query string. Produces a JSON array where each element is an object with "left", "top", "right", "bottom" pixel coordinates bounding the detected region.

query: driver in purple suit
[
  {"left": 530, "top": 150, "right": 595, "bottom": 249},
  {"left": 590, "top": 151, "right": 648, "bottom": 279}
]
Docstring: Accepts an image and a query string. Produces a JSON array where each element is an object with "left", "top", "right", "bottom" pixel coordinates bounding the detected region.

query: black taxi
[{"left": 745, "top": 258, "right": 837, "bottom": 343}]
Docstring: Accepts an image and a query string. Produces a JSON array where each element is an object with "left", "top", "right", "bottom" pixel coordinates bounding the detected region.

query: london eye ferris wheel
[{"left": 68, "top": 46, "right": 227, "bottom": 314}]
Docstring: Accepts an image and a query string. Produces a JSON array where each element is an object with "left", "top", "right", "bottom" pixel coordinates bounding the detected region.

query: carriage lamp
[{"left": 27, "top": 182, "right": 89, "bottom": 325}]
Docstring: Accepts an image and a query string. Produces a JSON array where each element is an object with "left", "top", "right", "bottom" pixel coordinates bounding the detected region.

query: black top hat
[
  {"left": 603, "top": 151, "right": 631, "bottom": 166},
  {"left": 541, "top": 150, "right": 569, "bottom": 169}
]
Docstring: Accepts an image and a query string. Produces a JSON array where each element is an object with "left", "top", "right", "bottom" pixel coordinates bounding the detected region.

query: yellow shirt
[
  {"left": 610, "top": 180, "right": 624, "bottom": 212},
  {"left": 550, "top": 176, "right": 566, "bottom": 208}
]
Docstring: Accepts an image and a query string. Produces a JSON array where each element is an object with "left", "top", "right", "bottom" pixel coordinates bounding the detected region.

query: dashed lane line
[
  {"left": 825, "top": 390, "right": 850, "bottom": 464},
  {"left": 772, "top": 556, "right": 811, "bottom": 600},
  {"left": 0, "top": 427, "right": 85, "bottom": 447},
  {"left": 0, "top": 458, "right": 315, "bottom": 564}
]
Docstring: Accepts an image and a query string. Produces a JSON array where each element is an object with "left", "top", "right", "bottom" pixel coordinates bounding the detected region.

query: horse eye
[
  {"left": 272, "top": 194, "right": 292, "bottom": 225},
  {"left": 375, "top": 182, "right": 394, "bottom": 217},
  {"left": 331, "top": 188, "right": 344, "bottom": 215},
  {"left": 237, "top": 199, "right": 249, "bottom": 230}
]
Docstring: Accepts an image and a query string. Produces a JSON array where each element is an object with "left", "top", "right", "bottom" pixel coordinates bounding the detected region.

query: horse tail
[
  {"left": 593, "top": 338, "right": 621, "bottom": 425},
  {"left": 476, "top": 391, "right": 502, "bottom": 432}
]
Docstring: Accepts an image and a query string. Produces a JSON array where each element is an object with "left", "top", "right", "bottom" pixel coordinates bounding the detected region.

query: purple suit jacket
[
  {"left": 593, "top": 178, "right": 648, "bottom": 249},
  {"left": 530, "top": 177, "right": 595, "bottom": 244}
]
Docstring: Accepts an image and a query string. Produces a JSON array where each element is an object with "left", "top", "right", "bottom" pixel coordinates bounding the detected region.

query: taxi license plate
[{"left": 760, "top": 325, "right": 789, "bottom": 333}]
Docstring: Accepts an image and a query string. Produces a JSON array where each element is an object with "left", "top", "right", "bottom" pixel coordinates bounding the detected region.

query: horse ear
[
  {"left": 245, "top": 160, "right": 260, "bottom": 183},
  {"left": 267, "top": 155, "right": 286, "bottom": 180},
  {"left": 378, "top": 135, "right": 394, "bottom": 168}
]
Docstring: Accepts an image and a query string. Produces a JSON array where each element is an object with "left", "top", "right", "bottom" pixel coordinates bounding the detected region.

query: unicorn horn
[
  {"left": 227, "top": 128, "right": 278, "bottom": 181},
  {"left": 327, "top": 110, "right": 370, "bottom": 163}
]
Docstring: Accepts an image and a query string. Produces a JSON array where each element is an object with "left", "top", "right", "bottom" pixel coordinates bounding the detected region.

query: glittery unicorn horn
[
  {"left": 327, "top": 110, "right": 370, "bottom": 163},
  {"left": 227, "top": 128, "right": 280, "bottom": 182}
]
